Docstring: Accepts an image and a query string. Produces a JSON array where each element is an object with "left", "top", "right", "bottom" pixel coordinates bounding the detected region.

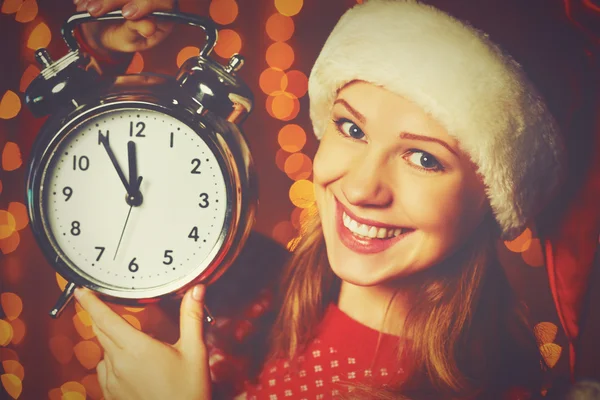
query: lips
[{"left": 335, "top": 199, "right": 414, "bottom": 254}]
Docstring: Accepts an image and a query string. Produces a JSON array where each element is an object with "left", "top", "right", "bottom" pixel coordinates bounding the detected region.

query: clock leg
[{"left": 49, "top": 281, "right": 77, "bottom": 318}]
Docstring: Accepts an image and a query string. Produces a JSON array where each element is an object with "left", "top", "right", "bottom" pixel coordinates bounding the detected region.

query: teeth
[{"left": 342, "top": 212, "right": 406, "bottom": 239}]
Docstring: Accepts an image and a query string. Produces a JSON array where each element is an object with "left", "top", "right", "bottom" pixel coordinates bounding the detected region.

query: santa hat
[{"left": 308, "top": 0, "right": 600, "bottom": 379}]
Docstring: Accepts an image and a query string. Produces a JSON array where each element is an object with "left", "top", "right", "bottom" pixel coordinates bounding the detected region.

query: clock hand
[
  {"left": 99, "top": 133, "right": 133, "bottom": 196},
  {"left": 127, "top": 141, "right": 139, "bottom": 194},
  {"left": 114, "top": 176, "right": 143, "bottom": 260}
]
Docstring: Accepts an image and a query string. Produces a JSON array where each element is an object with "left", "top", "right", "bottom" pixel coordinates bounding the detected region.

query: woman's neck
[{"left": 337, "top": 280, "right": 412, "bottom": 336}]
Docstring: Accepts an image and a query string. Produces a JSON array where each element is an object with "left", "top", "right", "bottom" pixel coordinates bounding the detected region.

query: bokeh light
[
  {"left": 0, "top": 320, "right": 14, "bottom": 346},
  {"left": 125, "top": 53, "right": 144, "bottom": 74},
  {"left": 534, "top": 322, "right": 558, "bottom": 344},
  {"left": 1, "top": 0, "right": 23, "bottom": 14},
  {"left": 214, "top": 29, "right": 242, "bottom": 59},
  {"left": 284, "top": 70, "right": 308, "bottom": 98},
  {"left": 272, "top": 221, "right": 297, "bottom": 245},
  {"left": 27, "top": 22, "right": 51, "bottom": 49},
  {"left": 7, "top": 203, "right": 28, "bottom": 231},
  {"left": 19, "top": 64, "right": 40, "bottom": 92},
  {"left": 289, "top": 180, "right": 315, "bottom": 208},
  {"left": 259, "top": 68, "right": 288, "bottom": 95},
  {"left": 267, "top": 92, "right": 300, "bottom": 121},
  {"left": 49, "top": 335, "right": 74, "bottom": 365},
  {"left": 56, "top": 273, "right": 68, "bottom": 291},
  {"left": 266, "top": 42, "right": 294, "bottom": 70},
  {"left": 540, "top": 343, "right": 562, "bottom": 368},
  {"left": 61, "top": 381, "right": 86, "bottom": 398},
  {"left": 504, "top": 227, "right": 532, "bottom": 253},
  {"left": 0, "top": 348, "right": 19, "bottom": 362},
  {"left": 73, "top": 312, "right": 95, "bottom": 340},
  {"left": 9, "top": 319, "right": 26, "bottom": 345},
  {"left": 275, "top": 149, "right": 289, "bottom": 172},
  {"left": 266, "top": 13, "right": 294, "bottom": 42},
  {"left": 1, "top": 374, "right": 22, "bottom": 399},
  {"left": 176, "top": 46, "right": 200, "bottom": 68},
  {"left": 74, "top": 341, "right": 101, "bottom": 370},
  {"left": 284, "top": 152, "right": 312, "bottom": 181},
  {"left": 274, "top": 0, "right": 303, "bottom": 17},
  {"left": 0, "top": 91, "right": 22, "bottom": 120},
  {"left": 2, "top": 142, "right": 23, "bottom": 171},
  {"left": 81, "top": 374, "right": 102, "bottom": 400},
  {"left": 122, "top": 314, "right": 141, "bottom": 330},
  {"left": 522, "top": 238, "right": 544, "bottom": 267},
  {"left": 15, "top": 0, "right": 37, "bottom": 22},
  {"left": 62, "top": 392, "right": 86, "bottom": 400},
  {"left": 0, "top": 231, "right": 20, "bottom": 255},
  {"left": 0, "top": 293, "right": 23, "bottom": 321},
  {"left": 209, "top": 0, "right": 238, "bottom": 25},
  {"left": 278, "top": 124, "right": 306, "bottom": 153},
  {"left": 0, "top": 211, "right": 16, "bottom": 240},
  {"left": 2, "top": 360, "right": 24, "bottom": 381}
]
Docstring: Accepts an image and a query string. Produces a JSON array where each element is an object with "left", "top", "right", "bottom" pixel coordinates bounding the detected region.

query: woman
[{"left": 71, "top": 0, "right": 599, "bottom": 399}]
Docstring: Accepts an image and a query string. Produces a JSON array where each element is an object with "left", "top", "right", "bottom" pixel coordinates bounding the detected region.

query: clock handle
[
  {"left": 49, "top": 281, "right": 77, "bottom": 318},
  {"left": 61, "top": 10, "right": 218, "bottom": 58}
]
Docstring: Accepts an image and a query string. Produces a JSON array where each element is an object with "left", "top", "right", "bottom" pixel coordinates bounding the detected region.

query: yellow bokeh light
[
  {"left": 62, "top": 391, "right": 86, "bottom": 400},
  {"left": 540, "top": 343, "right": 562, "bottom": 368},
  {"left": 534, "top": 322, "right": 558, "bottom": 345},
  {"left": 289, "top": 180, "right": 315, "bottom": 208},
  {"left": 49, "top": 335, "right": 74, "bottom": 365},
  {"left": 0, "top": 211, "right": 16, "bottom": 240},
  {"left": 0, "top": 293, "right": 23, "bottom": 321},
  {"left": 266, "top": 13, "right": 294, "bottom": 42},
  {"left": 2, "top": 360, "right": 24, "bottom": 381},
  {"left": 214, "top": 29, "right": 242, "bottom": 59},
  {"left": 125, "top": 52, "right": 144, "bottom": 74},
  {"left": 74, "top": 341, "right": 102, "bottom": 370},
  {"left": 9, "top": 319, "right": 25, "bottom": 345},
  {"left": 81, "top": 374, "right": 103, "bottom": 400},
  {"left": 124, "top": 306, "right": 145, "bottom": 313},
  {"left": 7, "top": 202, "right": 28, "bottom": 231},
  {"left": 19, "top": 64, "right": 40, "bottom": 92},
  {"left": 278, "top": 124, "right": 306, "bottom": 153},
  {"left": 0, "top": 230, "right": 21, "bottom": 255},
  {"left": 0, "top": 91, "right": 21, "bottom": 120},
  {"left": 504, "top": 227, "right": 532, "bottom": 253},
  {"left": 274, "top": 0, "right": 303, "bottom": 17},
  {"left": 285, "top": 70, "right": 308, "bottom": 98},
  {"left": 0, "top": 320, "right": 14, "bottom": 346},
  {"left": 1, "top": 374, "right": 22, "bottom": 399},
  {"left": 56, "top": 273, "right": 68, "bottom": 291},
  {"left": 27, "top": 21, "right": 51, "bottom": 49},
  {"left": 1, "top": 0, "right": 23, "bottom": 14},
  {"left": 259, "top": 68, "right": 288, "bottom": 95},
  {"left": 209, "top": 0, "right": 238, "bottom": 25},
  {"left": 61, "top": 381, "right": 87, "bottom": 398},
  {"left": 522, "top": 238, "right": 544, "bottom": 267},
  {"left": 266, "top": 42, "right": 294, "bottom": 70},
  {"left": 284, "top": 152, "right": 312, "bottom": 181},
  {"left": 122, "top": 314, "right": 141, "bottom": 330},
  {"left": 15, "top": 0, "right": 37, "bottom": 22},
  {"left": 2, "top": 142, "right": 23, "bottom": 171},
  {"left": 176, "top": 46, "right": 199, "bottom": 68}
]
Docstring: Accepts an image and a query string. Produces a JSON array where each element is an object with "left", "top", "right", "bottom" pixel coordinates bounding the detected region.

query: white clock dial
[{"left": 40, "top": 108, "right": 228, "bottom": 291}]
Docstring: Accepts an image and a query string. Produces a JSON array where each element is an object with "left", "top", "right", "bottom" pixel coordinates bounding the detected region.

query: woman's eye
[
  {"left": 335, "top": 119, "right": 365, "bottom": 140},
  {"left": 406, "top": 151, "right": 443, "bottom": 172}
]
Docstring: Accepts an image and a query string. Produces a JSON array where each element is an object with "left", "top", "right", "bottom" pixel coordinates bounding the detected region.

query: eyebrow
[{"left": 333, "top": 99, "right": 366, "bottom": 124}]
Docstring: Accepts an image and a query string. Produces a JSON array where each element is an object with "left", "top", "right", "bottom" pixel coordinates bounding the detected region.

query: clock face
[{"left": 39, "top": 107, "right": 229, "bottom": 292}]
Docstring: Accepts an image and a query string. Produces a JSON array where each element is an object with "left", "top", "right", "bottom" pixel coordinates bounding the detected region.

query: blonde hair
[{"left": 268, "top": 211, "right": 545, "bottom": 399}]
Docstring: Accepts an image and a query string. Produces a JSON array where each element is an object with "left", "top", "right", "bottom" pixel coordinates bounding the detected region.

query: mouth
[{"left": 335, "top": 198, "right": 415, "bottom": 254}]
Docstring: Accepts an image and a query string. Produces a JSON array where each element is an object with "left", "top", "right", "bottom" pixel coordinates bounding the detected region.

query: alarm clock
[{"left": 24, "top": 10, "right": 257, "bottom": 319}]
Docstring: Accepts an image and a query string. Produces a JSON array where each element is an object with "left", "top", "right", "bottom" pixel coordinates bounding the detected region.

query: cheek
[{"left": 313, "top": 135, "right": 351, "bottom": 188}]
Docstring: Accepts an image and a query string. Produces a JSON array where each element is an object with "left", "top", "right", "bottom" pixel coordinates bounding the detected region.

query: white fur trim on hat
[{"left": 308, "top": 0, "right": 565, "bottom": 240}]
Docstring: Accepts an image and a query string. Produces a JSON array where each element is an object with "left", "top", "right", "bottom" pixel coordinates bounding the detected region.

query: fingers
[
  {"left": 78, "top": 0, "right": 174, "bottom": 19},
  {"left": 176, "top": 285, "right": 207, "bottom": 360},
  {"left": 96, "top": 359, "right": 114, "bottom": 400}
]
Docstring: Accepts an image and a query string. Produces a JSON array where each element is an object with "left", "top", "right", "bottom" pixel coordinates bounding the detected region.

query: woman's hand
[
  {"left": 74, "top": 0, "right": 176, "bottom": 57},
  {"left": 74, "top": 285, "right": 212, "bottom": 400}
]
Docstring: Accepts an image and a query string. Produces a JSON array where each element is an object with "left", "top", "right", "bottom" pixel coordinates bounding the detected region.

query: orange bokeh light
[
  {"left": 266, "top": 13, "right": 294, "bottom": 42},
  {"left": 0, "top": 293, "right": 23, "bottom": 321},
  {"left": 289, "top": 179, "right": 315, "bottom": 208},
  {"left": 74, "top": 341, "right": 102, "bottom": 370},
  {"left": 214, "top": 29, "right": 242, "bottom": 59},
  {"left": 81, "top": 374, "right": 103, "bottom": 400},
  {"left": 259, "top": 68, "right": 288, "bottom": 95},
  {"left": 48, "top": 388, "right": 62, "bottom": 400},
  {"left": 1, "top": 374, "right": 22, "bottom": 399},
  {"left": 266, "top": 42, "right": 294, "bottom": 70},
  {"left": 15, "top": 0, "right": 37, "bottom": 22},
  {"left": 0, "top": 211, "right": 16, "bottom": 240},
  {"left": 275, "top": 0, "right": 303, "bottom": 17},
  {"left": 504, "top": 227, "right": 532, "bottom": 253},
  {"left": 62, "top": 392, "right": 86, "bottom": 400},
  {"left": 275, "top": 148, "right": 288, "bottom": 172},
  {"left": 0, "top": 91, "right": 21, "bottom": 120},
  {"left": 49, "top": 335, "right": 74, "bottom": 365},
  {"left": 0, "top": 230, "right": 20, "bottom": 255},
  {"left": 27, "top": 21, "right": 51, "bottom": 49},
  {"left": 522, "top": 238, "right": 544, "bottom": 267},
  {"left": 73, "top": 312, "right": 96, "bottom": 340},
  {"left": 56, "top": 273, "right": 68, "bottom": 291},
  {"left": 209, "top": 0, "right": 238, "bottom": 25},
  {"left": 7, "top": 202, "right": 28, "bottom": 231},
  {"left": 9, "top": 319, "right": 26, "bottom": 345},
  {"left": 278, "top": 124, "right": 306, "bottom": 152},
  {"left": 124, "top": 306, "right": 145, "bottom": 313},
  {"left": 0, "top": 348, "right": 19, "bottom": 362},
  {"left": 61, "top": 381, "right": 87, "bottom": 398},
  {"left": 122, "top": 314, "right": 141, "bottom": 330},
  {"left": 126, "top": 52, "right": 144, "bottom": 74},
  {"left": 272, "top": 220, "right": 297, "bottom": 245},
  {"left": 1, "top": 0, "right": 23, "bottom": 14},
  {"left": 2, "top": 142, "right": 23, "bottom": 171},
  {"left": 0, "top": 319, "right": 14, "bottom": 346},
  {"left": 285, "top": 70, "right": 308, "bottom": 98},
  {"left": 267, "top": 92, "right": 300, "bottom": 121},
  {"left": 19, "top": 64, "right": 40, "bottom": 92},
  {"left": 176, "top": 46, "right": 200, "bottom": 68},
  {"left": 2, "top": 360, "right": 24, "bottom": 381},
  {"left": 284, "top": 152, "right": 312, "bottom": 181}
]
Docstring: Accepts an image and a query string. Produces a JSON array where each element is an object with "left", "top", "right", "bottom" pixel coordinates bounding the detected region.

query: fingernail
[
  {"left": 73, "top": 0, "right": 81, "bottom": 5},
  {"left": 73, "top": 288, "right": 83, "bottom": 300},
  {"left": 86, "top": 0, "right": 101, "bottom": 14},
  {"left": 192, "top": 285, "right": 204, "bottom": 301},
  {"left": 122, "top": 3, "right": 138, "bottom": 18}
]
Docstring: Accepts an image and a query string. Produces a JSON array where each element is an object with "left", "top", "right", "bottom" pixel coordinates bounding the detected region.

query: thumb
[{"left": 176, "top": 285, "right": 207, "bottom": 356}]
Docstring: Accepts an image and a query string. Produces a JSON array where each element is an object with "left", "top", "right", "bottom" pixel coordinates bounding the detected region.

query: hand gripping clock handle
[
  {"left": 49, "top": 281, "right": 77, "bottom": 319},
  {"left": 62, "top": 10, "right": 218, "bottom": 58}
]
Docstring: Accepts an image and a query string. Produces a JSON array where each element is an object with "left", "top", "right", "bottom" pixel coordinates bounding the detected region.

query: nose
[{"left": 341, "top": 151, "right": 393, "bottom": 208}]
